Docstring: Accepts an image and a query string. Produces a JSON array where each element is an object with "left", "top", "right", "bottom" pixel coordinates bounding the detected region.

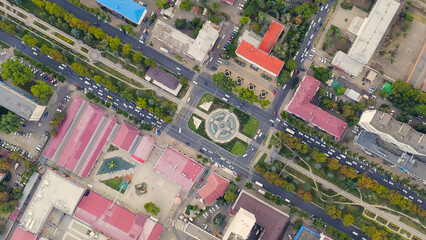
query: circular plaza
[{"left": 205, "top": 109, "right": 239, "bottom": 143}]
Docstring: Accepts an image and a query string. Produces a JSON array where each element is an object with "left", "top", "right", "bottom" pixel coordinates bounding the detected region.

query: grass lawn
[
  {"left": 259, "top": 153, "right": 268, "bottom": 163},
  {"left": 230, "top": 140, "right": 248, "bottom": 155},
  {"left": 242, "top": 117, "right": 259, "bottom": 138},
  {"left": 197, "top": 93, "right": 216, "bottom": 112},
  {"left": 101, "top": 177, "right": 125, "bottom": 193},
  {"left": 188, "top": 114, "right": 211, "bottom": 140}
]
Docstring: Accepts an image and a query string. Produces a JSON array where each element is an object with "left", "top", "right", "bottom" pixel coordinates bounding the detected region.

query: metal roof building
[
  {"left": 332, "top": 0, "right": 400, "bottom": 76},
  {"left": 0, "top": 81, "right": 46, "bottom": 121},
  {"left": 96, "top": 0, "right": 147, "bottom": 25}
]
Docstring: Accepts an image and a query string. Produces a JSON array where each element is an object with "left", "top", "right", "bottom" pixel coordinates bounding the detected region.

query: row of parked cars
[{"left": 0, "top": 139, "right": 34, "bottom": 160}]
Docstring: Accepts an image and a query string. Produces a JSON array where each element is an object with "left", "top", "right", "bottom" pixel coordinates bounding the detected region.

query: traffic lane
[
  {"left": 48, "top": 0, "right": 194, "bottom": 79},
  {"left": 207, "top": 23, "right": 237, "bottom": 70}
]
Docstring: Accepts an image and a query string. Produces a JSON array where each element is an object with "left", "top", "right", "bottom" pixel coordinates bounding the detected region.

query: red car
[
  {"left": 273, "top": 110, "right": 277, "bottom": 116},
  {"left": 138, "top": 46, "right": 143, "bottom": 50},
  {"left": 200, "top": 179, "right": 204, "bottom": 183},
  {"left": 272, "top": 88, "right": 278, "bottom": 95},
  {"left": 294, "top": 70, "right": 299, "bottom": 74}
]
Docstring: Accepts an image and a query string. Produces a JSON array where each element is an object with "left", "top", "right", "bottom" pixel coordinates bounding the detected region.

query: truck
[
  {"left": 285, "top": 128, "right": 295, "bottom": 136},
  {"left": 255, "top": 181, "right": 263, "bottom": 188},
  {"left": 258, "top": 189, "right": 266, "bottom": 195},
  {"left": 160, "top": 47, "right": 169, "bottom": 53}
]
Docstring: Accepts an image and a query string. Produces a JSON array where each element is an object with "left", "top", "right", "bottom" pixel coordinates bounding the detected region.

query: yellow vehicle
[{"left": 107, "top": 95, "right": 113, "bottom": 100}]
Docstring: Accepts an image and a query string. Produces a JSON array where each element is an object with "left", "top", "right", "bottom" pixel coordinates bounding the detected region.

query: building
[
  {"left": 152, "top": 20, "right": 220, "bottom": 63},
  {"left": 131, "top": 135, "right": 155, "bottom": 164},
  {"left": 154, "top": 147, "right": 204, "bottom": 192},
  {"left": 365, "top": 70, "right": 377, "bottom": 82},
  {"left": 112, "top": 122, "right": 139, "bottom": 151},
  {"left": 9, "top": 226, "right": 37, "bottom": 240},
  {"left": 358, "top": 110, "right": 426, "bottom": 156},
  {"left": 0, "top": 81, "right": 46, "bottom": 121},
  {"left": 19, "top": 170, "right": 86, "bottom": 234},
  {"left": 344, "top": 88, "right": 361, "bottom": 102},
  {"left": 236, "top": 21, "right": 285, "bottom": 77},
  {"left": 231, "top": 190, "right": 290, "bottom": 240},
  {"left": 223, "top": 0, "right": 235, "bottom": 4},
  {"left": 96, "top": 0, "right": 147, "bottom": 25},
  {"left": 145, "top": 67, "right": 182, "bottom": 96},
  {"left": 222, "top": 208, "right": 256, "bottom": 240},
  {"left": 294, "top": 226, "right": 332, "bottom": 240},
  {"left": 355, "top": 130, "right": 426, "bottom": 181},
  {"left": 74, "top": 191, "right": 164, "bottom": 240},
  {"left": 284, "top": 75, "right": 348, "bottom": 140},
  {"left": 198, "top": 172, "right": 230, "bottom": 205},
  {"left": 332, "top": 0, "right": 400, "bottom": 77},
  {"left": 44, "top": 97, "right": 118, "bottom": 178}
]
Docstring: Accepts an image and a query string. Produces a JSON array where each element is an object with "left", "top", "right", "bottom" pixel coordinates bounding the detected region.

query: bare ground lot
[
  {"left": 372, "top": 8, "right": 426, "bottom": 81},
  {"left": 350, "top": 0, "right": 375, "bottom": 12}
]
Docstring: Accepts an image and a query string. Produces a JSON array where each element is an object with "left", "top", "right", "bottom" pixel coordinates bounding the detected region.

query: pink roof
[
  {"left": 198, "top": 173, "right": 230, "bottom": 205},
  {"left": 10, "top": 226, "right": 36, "bottom": 240},
  {"left": 112, "top": 122, "right": 139, "bottom": 151},
  {"left": 44, "top": 97, "right": 83, "bottom": 159},
  {"left": 9, "top": 209, "right": 20, "bottom": 221},
  {"left": 78, "top": 116, "right": 117, "bottom": 178},
  {"left": 57, "top": 104, "right": 105, "bottom": 171},
  {"left": 258, "top": 21, "right": 284, "bottom": 54},
  {"left": 286, "top": 75, "right": 347, "bottom": 139},
  {"left": 154, "top": 147, "right": 204, "bottom": 192},
  {"left": 74, "top": 191, "right": 163, "bottom": 240},
  {"left": 131, "top": 135, "right": 155, "bottom": 164},
  {"left": 224, "top": 0, "right": 235, "bottom": 4},
  {"left": 236, "top": 40, "right": 284, "bottom": 76}
]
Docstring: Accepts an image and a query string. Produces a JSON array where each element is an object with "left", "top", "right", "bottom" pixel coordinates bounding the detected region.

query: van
[
  {"left": 255, "top": 181, "right": 263, "bottom": 188},
  {"left": 84, "top": 81, "right": 91, "bottom": 85},
  {"left": 225, "top": 94, "right": 230, "bottom": 98},
  {"left": 352, "top": 231, "right": 359, "bottom": 236},
  {"left": 179, "top": 127, "right": 182, "bottom": 133},
  {"left": 242, "top": 153, "right": 248, "bottom": 158},
  {"left": 221, "top": 97, "right": 228, "bottom": 102},
  {"left": 284, "top": 198, "right": 291, "bottom": 203},
  {"left": 187, "top": 98, "right": 191, "bottom": 103},
  {"left": 317, "top": 18, "right": 322, "bottom": 23},
  {"left": 258, "top": 189, "right": 266, "bottom": 195}
]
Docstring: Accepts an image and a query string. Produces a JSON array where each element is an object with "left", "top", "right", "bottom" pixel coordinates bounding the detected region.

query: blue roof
[
  {"left": 294, "top": 225, "right": 321, "bottom": 240},
  {"left": 96, "top": 0, "right": 146, "bottom": 23}
]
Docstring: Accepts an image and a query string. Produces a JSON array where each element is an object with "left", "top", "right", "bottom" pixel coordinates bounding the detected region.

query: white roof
[
  {"left": 348, "top": 0, "right": 400, "bottom": 64},
  {"left": 0, "top": 81, "right": 46, "bottom": 121},
  {"left": 332, "top": 51, "right": 364, "bottom": 76},
  {"left": 20, "top": 170, "right": 85, "bottom": 234},
  {"left": 152, "top": 20, "right": 219, "bottom": 62},
  {"left": 223, "top": 208, "right": 256, "bottom": 240},
  {"left": 344, "top": 88, "right": 361, "bottom": 102}
]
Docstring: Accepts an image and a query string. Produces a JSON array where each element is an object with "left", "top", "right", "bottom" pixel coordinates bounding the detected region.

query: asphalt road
[
  {"left": 48, "top": 0, "right": 194, "bottom": 79},
  {"left": 2, "top": 1, "right": 425, "bottom": 238}
]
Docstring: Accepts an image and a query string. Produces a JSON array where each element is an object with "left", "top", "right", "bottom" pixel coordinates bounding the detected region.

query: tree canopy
[
  {"left": 1, "top": 59, "right": 34, "bottom": 86},
  {"left": 313, "top": 67, "right": 331, "bottom": 83},
  {"left": 31, "top": 80, "right": 53, "bottom": 104},
  {"left": 0, "top": 112, "right": 20, "bottom": 134},
  {"left": 22, "top": 34, "right": 39, "bottom": 47},
  {"left": 212, "top": 72, "right": 235, "bottom": 92},
  {"left": 144, "top": 202, "right": 160, "bottom": 215},
  {"left": 285, "top": 59, "right": 297, "bottom": 71}
]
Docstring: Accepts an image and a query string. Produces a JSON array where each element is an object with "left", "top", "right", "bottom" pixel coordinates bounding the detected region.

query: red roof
[
  {"left": 9, "top": 209, "right": 20, "bottom": 221},
  {"left": 286, "top": 75, "right": 347, "bottom": 139},
  {"left": 236, "top": 40, "right": 284, "bottom": 76},
  {"left": 74, "top": 191, "right": 164, "bottom": 240},
  {"left": 258, "top": 21, "right": 284, "bottom": 54},
  {"left": 44, "top": 97, "right": 83, "bottom": 159},
  {"left": 131, "top": 135, "right": 155, "bottom": 164},
  {"left": 154, "top": 147, "right": 204, "bottom": 192},
  {"left": 223, "top": 0, "right": 235, "bottom": 4},
  {"left": 198, "top": 173, "right": 230, "bottom": 205},
  {"left": 57, "top": 104, "right": 105, "bottom": 172},
  {"left": 112, "top": 122, "right": 139, "bottom": 151},
  {"left": 10, "top": 226, "right": 36, "bottom": 240},
  {"left": 78, "top": 116, "right": 117, "bottom": 178}
]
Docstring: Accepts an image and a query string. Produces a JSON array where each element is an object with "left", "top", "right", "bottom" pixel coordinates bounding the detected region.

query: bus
[
  {"left": 255, "top": 181, "right": 263, "bottom": 188},
  {"left": 285, "top": 128, "right": 295, "bottom": 135}
]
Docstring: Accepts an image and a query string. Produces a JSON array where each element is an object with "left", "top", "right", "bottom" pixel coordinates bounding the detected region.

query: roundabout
[{"left": 205, "top": 109, "right": 239, "bottom": 143}]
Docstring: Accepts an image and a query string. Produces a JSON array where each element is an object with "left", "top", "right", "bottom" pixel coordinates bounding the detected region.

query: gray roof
[
  {"left": 0, "top": 81, "right": 46, "bottom": 121},
  {"left": 146, "top": 68, "right": 180, "bottom": 90}
]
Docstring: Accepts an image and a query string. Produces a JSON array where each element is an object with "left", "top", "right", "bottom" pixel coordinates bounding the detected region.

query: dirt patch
[
  {"left": 372, "top": 6, "right": 425, "bottom": 81},
  {"left": 322, "top": 25, "right": 352, "bottom": 56},
  {"left": 350, "top": 0, "right": 375, "bottom": 12}
]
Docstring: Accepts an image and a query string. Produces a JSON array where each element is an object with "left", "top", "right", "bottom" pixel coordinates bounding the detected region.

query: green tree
[
  {"left": 145, "top": 58, "right": 157, "bottom": 68},
  {"left": 210, "top": 2, "right": 220, "bottom": 12},
  {"left": 0, "top": 112, "right": 20, "bottom": 134},
  {"left": 109, "top": 36, "right": 121, "bottom": 52},
  {"left": 285, "top": 183, "right": 296, "bottom": 192},
  {"left": 136, "top": 97, "right": 147, "bottom": 109},
  {"left": 22, "top": 34, "right": 39, "bottom": 47},
  {"left": 285, "top": 59, "right": 297, "bottom": 71},
  {"left": 404, "top": 13, "right": 414, "bottom": 21},
  {"left": 179, "top": 76, "right": 188, "bottom": 85},
  {"left": 209, "top": 15, "right": 222, "bottom": 25},
  {"left": 40, "top": 44, "right": 50, "bottom": 55},
  {"left": 0, "top": 202, "right": 15, "bottom": 215},
  {"left": 245, "top": 182, "right": 253, "bottom": 189},
  {"left": 121, "top": 43, "right": 132, "bottom": 57},
  {"left": 377, "top": 89, "right": 390, "bottom": 99},
  {"left": 0, "top": 158, "right": 11, "bottom": 171},
  {"left": 71, "top": 62, "right": 89, "bottom": 76},
  {"left": 224, "top": 191, "right": 237, "bottom": 203},
  {"left": 277, "top": 70, "right": 291, "bottom": 85},
  {"left": 31, "top": 80, "right": 53, "bottom": 104},
  {"left": 240, "top": 17, "right": 250, "bottom": 25},
  {"left": 1, "top": 59, "right": 34, "bottom": 86},
  {"left": 259, "top": 99, "right": 271, "bottom": 109},
  {"left": 328, "top": 158, "right": 340, "bottom": 170},
  {"left": 155, "top": 0, "right": 168, "bottom": 8},
  {"left": 144, "top": 202, "right": 160, "bottom": 215},
  {"left": 49, "top": 113, "right": 66, "bottom": 128},
  {"left": 342, "top": 214, "right": 354, "bottom": 226},
  {"left": 212, "top": 72, "right": 236, "bottom": 92},
  {"left": 325, "top": 205, "right": 342, "bottom": 219},
  {"left": 313, "top": 67, "right": 331, "bottom": 83},
  {"left": 175, "top": 18, "right": 187, "bottom": 29},
  {"left": 334, "top": 86, "right": 345, "bottom": 96},
  {"left": 133, "top": 51, "right": 144, "bottom": 63},
  {"left": 48, "top": 49, "right": 65, "bottom": 63}
]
